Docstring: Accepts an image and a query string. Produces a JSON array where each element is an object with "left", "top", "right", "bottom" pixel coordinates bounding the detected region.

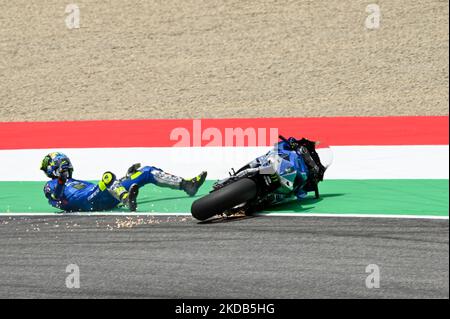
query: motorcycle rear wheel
[{"left": 191, "top": 178, "right": 258, "bottom": 221}]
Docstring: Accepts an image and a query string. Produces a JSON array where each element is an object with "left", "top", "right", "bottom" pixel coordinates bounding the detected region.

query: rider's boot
[
  {"left": 180, "top": 171, "right": 208, "bottom": 197},
  {"left": 153, "top": 169, "right": 207, "bottom": 197},
  {"left": 124, "top": 184, "right": 139, "bottom": 212},
  {"left": 125, "top": 163, "right": 141, "bottom": 178}
]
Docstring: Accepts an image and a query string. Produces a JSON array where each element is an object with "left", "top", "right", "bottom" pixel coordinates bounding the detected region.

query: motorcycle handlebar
[{"left": 278, "top": 135, "right": 289, "bottom": 144}]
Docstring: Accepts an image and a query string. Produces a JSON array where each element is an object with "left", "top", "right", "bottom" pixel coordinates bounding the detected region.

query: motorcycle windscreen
[{"left": 316, "top": 142, "right": 333, "bottom": 169}]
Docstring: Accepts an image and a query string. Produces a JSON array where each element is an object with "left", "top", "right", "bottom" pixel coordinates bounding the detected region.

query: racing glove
[{"left": 56, "top": 160, "right": 71, "bottom": 184}]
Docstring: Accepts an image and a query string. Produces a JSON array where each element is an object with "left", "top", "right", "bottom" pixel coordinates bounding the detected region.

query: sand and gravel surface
[{"left": 0, "top": 0, "right": 448, "bottom": 121}]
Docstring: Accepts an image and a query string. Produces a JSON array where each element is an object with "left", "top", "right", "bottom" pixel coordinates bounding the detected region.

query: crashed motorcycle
[{"left": 191, "top": 136, "right": 332, "bottom": 221}]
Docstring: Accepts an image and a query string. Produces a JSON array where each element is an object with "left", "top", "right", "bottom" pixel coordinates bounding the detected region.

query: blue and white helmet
[{"left": 40, "top": 152, "right": 74, "bottom": 179}]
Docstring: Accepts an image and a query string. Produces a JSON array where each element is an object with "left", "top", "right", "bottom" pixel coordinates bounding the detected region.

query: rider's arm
[
  {"left": 53, "top": 161, "right": 71, "bottom": 199},
  {"left": 43, "top": 181, "right": 65, "bottom": 209},
  {"left": 44, "top": 163, "right": 70, "bottom": 202},
  {"left": 53, "top": 176, "right": 67, "bottom": 199},
  {"left": 43, "top": 179, "right": 65, "bottom": 201}
]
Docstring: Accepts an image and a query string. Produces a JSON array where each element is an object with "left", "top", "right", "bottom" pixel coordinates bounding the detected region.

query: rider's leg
[
  {"left": 120, "top": 165, "right": 207, "bottom": 197},
  {"left": 99, "top": 172, "right": 139, "bottom": 211}
]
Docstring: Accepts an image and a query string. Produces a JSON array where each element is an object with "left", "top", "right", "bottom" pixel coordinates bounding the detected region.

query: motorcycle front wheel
[{"left": 191, "top": 178, "right": 258, "bottom": 221}]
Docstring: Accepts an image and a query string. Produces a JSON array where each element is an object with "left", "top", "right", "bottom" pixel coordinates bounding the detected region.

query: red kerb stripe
[{"left": 0, "top": 116, "right": 447, "bottom": 149}]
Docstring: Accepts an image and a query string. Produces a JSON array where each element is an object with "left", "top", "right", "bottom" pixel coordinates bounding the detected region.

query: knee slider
[{"left": 102, "top": 172, "right": 116, "bottom": 187}]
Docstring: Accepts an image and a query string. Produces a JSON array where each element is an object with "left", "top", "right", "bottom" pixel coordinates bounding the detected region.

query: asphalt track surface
[{"left": 0, "top": 215, "right": 448, "bottom": 299}]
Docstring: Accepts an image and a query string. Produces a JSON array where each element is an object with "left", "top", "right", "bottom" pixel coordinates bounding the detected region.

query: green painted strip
[{"left": 0, "top": 180, "right": 448, "bottom": 216}]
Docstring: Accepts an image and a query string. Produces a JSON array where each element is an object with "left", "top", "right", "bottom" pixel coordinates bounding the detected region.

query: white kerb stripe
[{"left": 0, "top": 145, "right": 448, "bottom": 181}]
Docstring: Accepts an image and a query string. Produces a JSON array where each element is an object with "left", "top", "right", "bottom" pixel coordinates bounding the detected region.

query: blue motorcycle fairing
[{"left": 254, "top": 145, "right": 310, "bottom": 201}]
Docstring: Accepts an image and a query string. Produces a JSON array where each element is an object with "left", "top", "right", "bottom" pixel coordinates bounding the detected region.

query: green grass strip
[{"left": 0, "top": 180, "right": 448, "bottom": 216}]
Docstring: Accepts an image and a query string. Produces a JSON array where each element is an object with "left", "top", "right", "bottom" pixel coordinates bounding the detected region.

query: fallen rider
[{"left": 40, "top": 152, "right": 207, "bottom": 212}]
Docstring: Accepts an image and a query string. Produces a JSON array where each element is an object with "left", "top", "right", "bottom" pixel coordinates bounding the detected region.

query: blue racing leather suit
[{"left": 43, "top": 166, "right": 179, "bottom": 211}]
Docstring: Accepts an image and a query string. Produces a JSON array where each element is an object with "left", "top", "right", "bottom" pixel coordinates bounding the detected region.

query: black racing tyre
[{"left": 191, "top": 178, "right": 258, "bottom": 221}]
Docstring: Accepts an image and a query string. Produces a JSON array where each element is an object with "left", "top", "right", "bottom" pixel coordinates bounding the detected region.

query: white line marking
[
  {"left": 0, "top": 212, "right": 191, "bottom": 217},
  {"left": 0, "top": 212, "right": 447, "bottom": 220},
  {"left": 257, "top": 212, "right": 449, "bottom": 220}
]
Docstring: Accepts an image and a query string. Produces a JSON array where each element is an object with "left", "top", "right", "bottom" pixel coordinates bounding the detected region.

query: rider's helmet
[{"left": 40, "top": 152, "right": 74, "bottom": 179}]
